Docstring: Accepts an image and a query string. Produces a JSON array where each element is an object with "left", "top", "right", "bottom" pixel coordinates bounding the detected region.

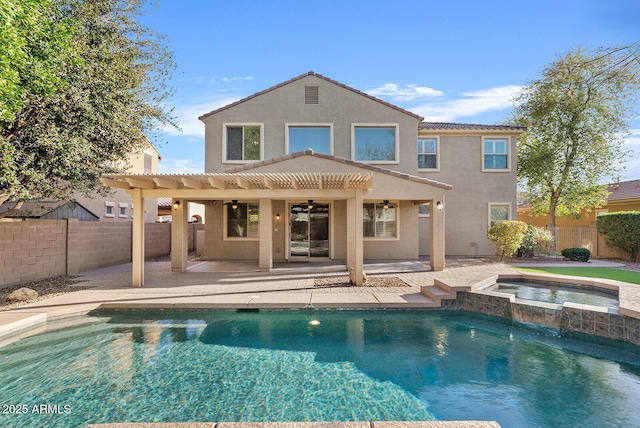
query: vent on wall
[{"left": 305, "top": 86, "right": 319, "bottom": 104}]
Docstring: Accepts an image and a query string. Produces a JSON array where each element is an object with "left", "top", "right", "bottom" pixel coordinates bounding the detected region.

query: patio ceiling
[{"left": 100, "top": 172, "right": 373, "bottom": 192}]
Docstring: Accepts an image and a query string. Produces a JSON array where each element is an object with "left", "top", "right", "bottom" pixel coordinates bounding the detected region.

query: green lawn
[{"left": 515, "top": 267, "right": 640, "bottom": 285}]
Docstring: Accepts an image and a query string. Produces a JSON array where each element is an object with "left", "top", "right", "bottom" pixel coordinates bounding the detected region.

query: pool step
[{"left": 420, "top": 279, "right": 473, "bottom": 306}]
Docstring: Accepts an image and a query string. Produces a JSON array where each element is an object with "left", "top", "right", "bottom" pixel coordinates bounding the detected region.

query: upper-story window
[
  {"left": 483, "top": 137, "right": 510, "bottom": 171},
  {"left": 223, "top": 123, "right": 263, "bottom": 163},
  {"left": 286, "top": 124, "right": 332, "bottom": 154},
  {"left": 352, "top": 124, "right": 399, "bottom": 164},
  {"left": 418, "top": 137, "right": 438, "bottom": 170},
  {"left": 143, "top": 152, "right": 153, "bottom": 173}
]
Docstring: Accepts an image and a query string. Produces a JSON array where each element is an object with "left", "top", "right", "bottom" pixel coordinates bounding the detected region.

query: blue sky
[{"left": 141, "top": 0, "right": 640, "bottom": 181}]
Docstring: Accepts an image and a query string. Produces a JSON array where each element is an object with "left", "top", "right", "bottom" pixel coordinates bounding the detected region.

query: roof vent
[{"left": 305, "top": 86, "right": 319, "bottom": 104}]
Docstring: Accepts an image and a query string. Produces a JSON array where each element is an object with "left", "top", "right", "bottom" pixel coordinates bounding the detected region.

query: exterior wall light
[
  {"left": 173, "top": 200, "right": 180, "bottom": 210},
  {"left": 436, "top": 201, "right": 443, "bottom": 211},
  {"left": 276, "top": 213, "right": 280, "bottom": 221}
]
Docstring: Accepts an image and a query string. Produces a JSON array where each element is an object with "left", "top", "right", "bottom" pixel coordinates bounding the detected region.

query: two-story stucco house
[{"left": 102, "top": 72, "right": 524, "bottom": 287}]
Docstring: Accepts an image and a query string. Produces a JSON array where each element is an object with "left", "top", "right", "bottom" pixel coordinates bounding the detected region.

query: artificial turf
[{"left": 515, "top": 266, "right": 640, "bottom": 285}]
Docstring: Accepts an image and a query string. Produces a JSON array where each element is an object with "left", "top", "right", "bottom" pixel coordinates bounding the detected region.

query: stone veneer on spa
[{"left": 438, "top": 274, "right": 640, "bottom": 347}]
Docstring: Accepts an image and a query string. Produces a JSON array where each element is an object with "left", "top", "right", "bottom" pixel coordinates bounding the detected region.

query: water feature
[{"left": 1, "top": 310, "right": 639, "bottom": 427}]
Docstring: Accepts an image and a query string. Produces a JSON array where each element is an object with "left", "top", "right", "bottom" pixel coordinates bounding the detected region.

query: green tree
[
  {"left": 597, "top": 211, "right": 640, "bottom": 262},
  {"left": 0, "top": 0, "right": 175, "bottom": 216},
  {"left": 513, "top": 46, "right": 639, "bottom": 227}
]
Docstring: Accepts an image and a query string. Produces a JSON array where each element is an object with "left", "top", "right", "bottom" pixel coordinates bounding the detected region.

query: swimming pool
[
  {"left": 1, "top": 310, "right": 639, "bottom": 427},
  {"left": 493, "top": 279, "right": 619, "bottom": 308}
]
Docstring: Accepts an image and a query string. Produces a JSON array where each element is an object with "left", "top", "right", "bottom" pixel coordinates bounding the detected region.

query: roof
[
  {"left": 102, "top": 150, "right": 452, "bottom": 192},
  {"left": 0, "top": 200, "right": 98, "bottom": 220},
  {"left": 228, "top": 149, "right": 452, "bottom": 190},
  {"left": 419, "top": 122, "right": 526, "bottom": 132},
  {"left": 198, "top": 71, "right": 424, "bottom": 122},
  {"left": 607, "top": 179, "right": 640, "bottom": 201}
]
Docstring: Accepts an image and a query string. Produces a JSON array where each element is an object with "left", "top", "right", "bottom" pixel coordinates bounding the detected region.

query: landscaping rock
[{"left": 6, "top": 287, "right": 39, "bottom": 302}]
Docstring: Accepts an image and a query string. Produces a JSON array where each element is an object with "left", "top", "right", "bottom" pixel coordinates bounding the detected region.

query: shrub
[
  {"left": 561, "top": 247, "right": 591, "bottom": 262},
  {"left": 596, "top": 211, "right": 640, "bottom": 262},
  {"left": 487, "top": 220, "right": 528, "bottom": 261},
  {"left": 519, "top": 225, "right": 554, "bottom": 257}
]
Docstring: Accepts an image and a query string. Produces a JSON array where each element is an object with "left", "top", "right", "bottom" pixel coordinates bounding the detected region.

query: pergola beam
[
  {"left": 126, "top": 177, "right": 155, "bottom": 189},
  {"left": 181, "top": 177, "right": 203, "bottom": 189},
  {"left": 208, "top": 177, "right": 226, "bottom": 189},
  {"left": 153, "top": 177, "right": 179, "bottom": 189},
  {"left": 236, "top": 176, "right": 252, "bottom": 189}
]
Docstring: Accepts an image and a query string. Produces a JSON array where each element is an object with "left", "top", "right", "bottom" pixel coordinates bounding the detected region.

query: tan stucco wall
[
  {"left": 418, "top": 134, "right": 519, "bottom": 256},
  {"left": 202, "top": 75, "right": 421, "bottom": 175}
]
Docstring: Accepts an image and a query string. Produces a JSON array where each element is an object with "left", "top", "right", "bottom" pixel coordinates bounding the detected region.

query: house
[
  {"left": 518, "top": 179, "right": 640, "bottom": 227},
  {"left": 101, "top": 72, "right": 524, "bottom": 286}
]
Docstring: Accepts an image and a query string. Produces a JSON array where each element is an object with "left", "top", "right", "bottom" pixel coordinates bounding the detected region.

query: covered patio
[{"left": 101, "top": 169, "right": 448, "bottom": 287}]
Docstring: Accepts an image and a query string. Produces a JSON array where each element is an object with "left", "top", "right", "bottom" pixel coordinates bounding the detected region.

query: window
[
  {"left": 105, "top": 201, "right": 115, "bottom": 218},
  {"left": 143, "top": 152, "right": 152, "bottom": 173},
  {"left": 226, "top": 202, "right": 259, "bottom": 238},
  {"left": 119, "top": 203, "right": 128, "bottom": 218},
  {"left": 363, "top": 202, "right": 397, "bottom": 238},
  {"left": 418, "top": 138, "right": 438, "bottom": 170},
  {"left": 353, "top": 124, "right": 398, "bottom": 163},
  {"left": 305, "top": 86, "right": 319, "bottom": 104},
  {"left": 483, "top": 138, "right": 509, "bottom": 171},
  {"left": 418, "top": 204, "right": 430, "bottom": 217},
  {"left": 224, "top": 124, "right": 262, "bottom": 162},
  {"left": 488, "top": 203, "right": 511, "bottom": 226},
  {"left": 286, "top": 124, "right": 332, "bottom": 154}
]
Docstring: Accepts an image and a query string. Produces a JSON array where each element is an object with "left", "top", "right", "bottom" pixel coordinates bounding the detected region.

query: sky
[{"left": 140, "top": 0, "right": 640, "bottom": 181}]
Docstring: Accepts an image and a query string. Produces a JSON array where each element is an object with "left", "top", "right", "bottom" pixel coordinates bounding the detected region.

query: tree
[
  {"left": 0, "top": 0, "right": 176, "bottom": 217},
  {"left": 597, "top": 211, "right": 640, "bottom": 262},
  {"left": 513, "top": 46, "right": 640, "bottom": 227}
]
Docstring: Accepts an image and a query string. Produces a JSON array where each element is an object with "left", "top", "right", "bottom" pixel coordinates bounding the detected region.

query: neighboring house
[
  {"left": 157, "top": 198, "right": 205, "bottom": 223},
  {"left": 0, "top": 200, "right": 99, "bottom": 221},
  {"left": 102, "top": 71, "right": 524, "bottom": 286},
  {"left": 518, "top": 179, "right": 640, "bottom": 227}
]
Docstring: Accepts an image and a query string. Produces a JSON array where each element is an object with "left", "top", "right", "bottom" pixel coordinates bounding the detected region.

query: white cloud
[
  {"left": 410, "top": 85, "right": 523, "bottom": 122},
  {"left": 161, "top": 95, "right": 244, "bottom": 138},
  {"left": 366, "top": 83, "right": 443, "bottom": 102},
  {"left": 158, "top": 157, "right": 204, "bottom": 174},
  {"left": 222, "top": 76, "right": 254, "bottom": 82}
]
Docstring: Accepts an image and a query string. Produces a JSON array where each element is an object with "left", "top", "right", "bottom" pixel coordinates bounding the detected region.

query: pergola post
[
  {"left": 131, "top": 188, "right": 145, "bottom": 287},
  {"left": 346, "top": 190, "right": 364, "bottom": 285},
  {"left": 171, "top": 198, "right": 189, "bottom": 272},
  {"left": 430, "top": 198, "right": 445, "bottom": 271},
  {"left": 259, "top": 198, "right": 273, "bottom": 270}
]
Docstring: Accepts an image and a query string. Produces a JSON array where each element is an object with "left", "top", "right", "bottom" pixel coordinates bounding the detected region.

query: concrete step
[{"left": 420, "top": 285, "right": 452, "bottom": 303}]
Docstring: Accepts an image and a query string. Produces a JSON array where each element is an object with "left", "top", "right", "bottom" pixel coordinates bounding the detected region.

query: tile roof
[
  {"left": 419, "top": 122, "right": 526, "bottom": 132},
  {"left": 607, "top": 179, "right": 640, "bottom": 201},
  {"left": 226, "top": 149, "right": 453, "bottom": 190},
  {"left": 198, "top": 71, "right": 424, "bottom": 121}
]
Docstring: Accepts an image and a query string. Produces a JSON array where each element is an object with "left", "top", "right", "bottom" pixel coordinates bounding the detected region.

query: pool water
[
  {"left": 495, "top": 279, "right": 619, "bottom": 308},
  {"left": 1, "top": 310, "right": 640, "bottom": 428}
]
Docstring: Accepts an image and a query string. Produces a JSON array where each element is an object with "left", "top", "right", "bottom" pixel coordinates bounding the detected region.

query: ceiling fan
[
  {"left": 223, "top": 200, "right": 239, "bottom": 210},
  {"left": 291, "top": 200, "right": 315, "bottom": 212}
]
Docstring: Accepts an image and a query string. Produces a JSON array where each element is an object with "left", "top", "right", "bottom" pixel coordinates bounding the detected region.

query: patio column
[
  {"left": 171, "top": 198, "right": 189, "bottom": 272},
  {"left": 346, "top": 190, "right": 364, "bottom": 285},
  {"left": 259, "top": 198, "right": 272, "bottom": 270},
  {"left": 131, "top": 188, "right": 145, "bottom": 287},
  {"left": 430, "top": 198, "right": 445, "bottom": 271}
]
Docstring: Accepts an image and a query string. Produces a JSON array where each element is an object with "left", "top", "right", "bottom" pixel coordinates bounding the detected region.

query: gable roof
[
  {"left": 227, "top": 149, "right": 452, "bottom": 190},
  {"left": 607, "top": 179, "right": 640, "bottom": 201},
  {"left": 198, "top": 71, "right": 424, "bottom": 122},
  {"left": 419, "top": 122, "right": 526, "bottom": 132}
]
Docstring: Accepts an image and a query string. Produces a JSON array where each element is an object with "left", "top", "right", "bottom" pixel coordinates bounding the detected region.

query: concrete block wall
[
  {"left": 0, "top": 220, "right": 68, "bottom": 286},
  {"left": 67, "top": 220, "right": 132, "bottom": 274},
  {"left": 145, "top": 223, "right": 171, "bottom": 259}
]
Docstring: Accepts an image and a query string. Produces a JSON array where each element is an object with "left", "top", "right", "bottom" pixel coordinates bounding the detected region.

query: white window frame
[
  {"left": 223, "top": 201, "right": 260, "bottom": 241},
  {"left": 118, "top": 202, "right": 128, "bottom": 218},
  {"left": 222, "top": 123, "right": 264, "bottom": 164},
  {"left": 105, "top": 201, "right": 115, "bottom": 218},
  {"left": 351, "top": 123, "right": 400, "bottom": 164},
  {"left": 482, "top": 137, "right": 511, "bottom": 172},
  {"left": 362, "top": 201, "right": 400, "bottom": 241},
  {"left": 418, "top": 203, "right": 430, "bottom": 217},
  {"left": 285, "top": 123, "right": 334, "bottom": 155},
  {"left": 418, "top": 136, "right": 439, "bottom": 171},
  {"left": 488, "top": 202, "right": 512, "bottom": 227}
]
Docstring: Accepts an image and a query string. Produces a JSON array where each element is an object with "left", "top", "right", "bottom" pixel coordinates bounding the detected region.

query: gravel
[{"left": 0, "top": 276, "right": 93, "bottom": 311}]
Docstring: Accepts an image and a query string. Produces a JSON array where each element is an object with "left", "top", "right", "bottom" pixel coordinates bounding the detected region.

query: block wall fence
[{"left": 0, "top": 219, "right": 204, "bottom": 287}]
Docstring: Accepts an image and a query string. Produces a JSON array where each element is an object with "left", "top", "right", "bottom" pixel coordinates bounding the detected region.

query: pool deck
[
  {"left": 1, "top": 258, "right": 639, "bottom": 428},
  {"left": 1, "top": 257, "right": 638, "bottom": 340}
]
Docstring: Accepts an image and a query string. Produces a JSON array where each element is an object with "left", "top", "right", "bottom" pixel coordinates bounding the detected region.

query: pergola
[{"left": 101, "top": 171, "right": 397, "bottom": 287}]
